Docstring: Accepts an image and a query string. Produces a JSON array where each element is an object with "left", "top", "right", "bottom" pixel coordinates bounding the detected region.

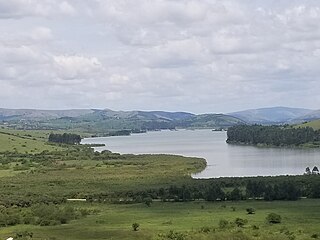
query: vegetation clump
[
  {"left": 266, "top": 213, "right": 282, "bottom": 224},
  {"left": 132, "top": 222, "right": 140, "bottom": 231},
  {"left": 48, "top": 133, "right": 81, "bottom": 144},
  {"left": 227, "top": 125, "right": 320, "bottom": 147}
]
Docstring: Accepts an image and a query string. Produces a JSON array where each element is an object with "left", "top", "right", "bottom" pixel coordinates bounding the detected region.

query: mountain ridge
[{"left": 228, "top": 106, "right": 315, "bottom": 124}]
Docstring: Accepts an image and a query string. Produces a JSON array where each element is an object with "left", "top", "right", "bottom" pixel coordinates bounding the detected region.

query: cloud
[
  {"left": 53, "top": 55, "right": 102, "bottom": 80},
  {"left": 0, "top": 0, "right": 320, "bottom": 112},
  {"left": 0, "top": 0, "right": 76, "bottom": 18}
]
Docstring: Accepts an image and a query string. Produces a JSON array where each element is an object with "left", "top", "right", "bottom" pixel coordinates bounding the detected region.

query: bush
[
  {"left": 219, "top": 219, "right": 229, "bottom": 229},
  {"left": 234, "top": 218, "right": 248, "bottom": 228},
  {"left": 132, "top": 222, "right": 140, "bottom": 231},
  {"left": 266, "top": 213, "right": 281, "bottom": 224},
  {"left": 246, "top": 208, "right": 255, "bottom": 214},
  {"left": 158, "top": 230, "right": 186, "bottom": 240}
]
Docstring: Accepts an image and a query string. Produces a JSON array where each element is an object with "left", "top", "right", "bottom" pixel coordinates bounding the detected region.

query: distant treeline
[
  {"left": 227, "top": 125, "right": 320, "bottom": 146},
  {"left": 88, "top": 175, "right": 320, "bottom": 203},
  {"left": 48, "top": 133, "right": 81, "bottom": 144}
]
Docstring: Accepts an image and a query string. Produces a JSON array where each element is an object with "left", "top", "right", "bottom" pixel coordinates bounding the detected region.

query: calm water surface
[{"left": 81, "top": 129, "right": 320, "bottom": 178}]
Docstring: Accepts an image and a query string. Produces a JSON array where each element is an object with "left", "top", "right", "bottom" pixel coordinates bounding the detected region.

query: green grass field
[
  {"left": 0, "top": 128, "right": 320, "bottom": 240},
  {"left": 0, "top": 200, "right": 319, "bottom": 240},
  {"left": 0, "top": 131, "right": 62, "bottom": 153},
  {"left": 296, "top": 120, "right": 320, "bottom": 130}
]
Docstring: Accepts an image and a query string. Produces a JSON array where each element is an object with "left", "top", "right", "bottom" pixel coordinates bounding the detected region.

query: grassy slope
[
  {"left": 296, "top": 119, "right": 320, "bottom": 130},
  {"left": 1, "top": 200, "right": 320, "bottom": 240},
  {"left": 0, "top": 131, "right": 62, "bottom": 153}
]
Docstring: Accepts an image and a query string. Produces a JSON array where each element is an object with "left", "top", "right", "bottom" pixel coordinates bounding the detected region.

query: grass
[
  {"left": 0, "top": 154, "right": 206, "bottom": 201},
  {"left": 295, "top": 120, "right": 320, "bottom": 130},
  {"left": 0, "top": 131, "right": 62, "bottom": 153},
  {"left": 0, "top": 200, "right": 320, "bottom": 240},
  {"left": 0, "top": 128, "right": 319, "bottom": 240}
]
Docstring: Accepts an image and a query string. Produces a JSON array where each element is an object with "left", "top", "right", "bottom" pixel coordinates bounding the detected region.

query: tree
[
  {"left": 48, "top": 133, "right": 81, "bottom": 145},
  {"left": 229, "top": 187, "right": 242, "bottom": 201},
  {"left": 144, "top": 197, "right": 152, "bottom": 207},
  {"left": 132, "top": 222, "right": 140, "bottom": 231},
  {"left": 305, "top": 167, "right": 311, "bottom": 175},
  {"left": 312, "top": 166, "right": 319, "bottom": 175}
]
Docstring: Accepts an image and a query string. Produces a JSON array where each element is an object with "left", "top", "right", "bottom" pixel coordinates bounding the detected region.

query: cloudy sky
[{"left": 0, "top": 0, "right": 320, "bottom": 113}]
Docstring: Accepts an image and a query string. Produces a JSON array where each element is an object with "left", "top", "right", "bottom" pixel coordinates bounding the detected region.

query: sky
[{"left": 0, "top": 0, "right": 320, "bottom": 114}]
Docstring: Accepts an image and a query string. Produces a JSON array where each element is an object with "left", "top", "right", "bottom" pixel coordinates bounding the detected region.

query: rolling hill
[
  {"left": 291, "top": 109, "right": 320, "bottom": 123},
  {"left": 295, "top": 119, "right": 320, "bottom": 130},
  {"left": 229, "top": 107, "right": 313, "bottom": 124},
  {"left": 0, "top": 108, "right": 243, "bottom": 133},
  {"left": 0, "top": 108, "right": 94, "bottom": 121}
]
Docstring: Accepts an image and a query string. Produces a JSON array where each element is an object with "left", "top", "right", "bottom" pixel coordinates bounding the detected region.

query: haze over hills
[
  {"left": 291, "top": 110, "right": 320, "bottom": 123},
  {"left": 229, "top": 107, "right": 314, "bottom": 124},
  {"left": 0, "top": 108, "right": 244, "bottom": 132},
  {"left": 0, "top": 108, "right": 94, "bottom": 121},
  {"left": 1, "top": 107, "right": 319, "bottom": 133}
]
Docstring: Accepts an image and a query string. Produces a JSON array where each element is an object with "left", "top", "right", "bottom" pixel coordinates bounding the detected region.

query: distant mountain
[
  {"left": 0, "top": 108, "right": 94, "bottom": 121},
  {"left": 292, "top": 109, "right": 320, "bottom": 123},
  {"left": 177, "top": 114, "right": 245, "bottom": 128},
  {"left": 229, "top": 107, "right": 313, "bottom": 124},
  {"left": 0, "top": 108, "right": 243, "bottom": 132}
]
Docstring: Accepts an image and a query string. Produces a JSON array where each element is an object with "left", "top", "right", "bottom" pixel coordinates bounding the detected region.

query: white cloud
[
  {"left": 59, "top": 1, "right": 76, "bottom": 16},
  {"left": 31, "top": 27, "right": 53, "bottom": 41},
  {"left": 0, "top": 0, "right": 320, "bottom": 112},
  {"left": 53, "top": 55, "right": 102, "bottom": 80}
]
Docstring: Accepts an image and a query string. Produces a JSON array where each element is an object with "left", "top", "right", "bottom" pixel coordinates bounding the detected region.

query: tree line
[
  {"left": 48, "top": 133, "right": 81, "bottom": 144},
  {"left": 88, "top": 175, "right": 320, "bottom": 203},
  {"left": 227, "top": 125, "right": 320, "bottom": 146}
]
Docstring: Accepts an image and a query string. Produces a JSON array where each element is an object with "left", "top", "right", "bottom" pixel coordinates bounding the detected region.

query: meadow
[
  {"left": 0, "top": 200, "right": 320, "bottom": 240},
  {"left": 0, "top": 127, "right": 319, "bottom": 239}
]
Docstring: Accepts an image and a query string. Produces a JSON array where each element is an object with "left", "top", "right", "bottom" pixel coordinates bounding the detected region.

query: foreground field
[
  {"left": 0, "top": 129, "right": 319, "bottom": 240},
  {"left": 0, "top": 200, "right": 319, "bottom": 240}
]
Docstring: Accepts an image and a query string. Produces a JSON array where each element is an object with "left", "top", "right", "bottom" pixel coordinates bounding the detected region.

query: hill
[
  {"left": 0, "top": 129, "right": 62, "bottom": 153},
  {"left": 229, "top": 107, "right": 313, "bottom": 124},
  {"left": 295, "top": 119, "right": 320, "bottom": 130},
  {"left": 292, "top": 109, "right": 320, "bottom": 123},
  {"left": 0, "top": 108, "right": 243, "bottom": 133},
  {"left": 0, "top": 108, "right": 94, "bottom": 121}
]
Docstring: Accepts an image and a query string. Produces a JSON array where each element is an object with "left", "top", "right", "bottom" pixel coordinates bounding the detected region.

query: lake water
[{"left": 81, "top": 129, "right": 320, "bottom": 178}]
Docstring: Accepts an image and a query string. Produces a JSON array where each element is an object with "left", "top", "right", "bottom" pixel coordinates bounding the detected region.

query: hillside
[
  {"left": 0, "top": 108, "right": 243, "bottom": 133},
  {"left": 177, "top": 114, "right": 245, "bottom": 128},
  {"left": 0, "top": 130, "right": 62, "bottom": 153},
  {"left": 296, "top": 119, "right": 320, "bottom": 130},
  {"left": 292, "top": 109, "right": 320, "bottom": 123},
  {"left": 0, "top": 108, "right": 94, "bottom": 121},
  {"left": 229, "top": 107, "right": 313, "bottom": 124}
]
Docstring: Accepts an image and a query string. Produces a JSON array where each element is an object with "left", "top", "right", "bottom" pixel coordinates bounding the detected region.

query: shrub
[
  {"left": 158, "top": 230, "right": 186, "bottom": 240},
  {"left": 219, "top": 219, "right": 229, "bottom": 229},
  {"left": 234, "top": 218, "right": 248, "bottom": 228},
  {"left": 246, "top": 208, "right": 255, "bottom": 214},
  {"left": 266, "top": 213, "right": 281, "bottom": 224},
  {"left": 132, "top": 222, "right": 140, "bottom": 231}
]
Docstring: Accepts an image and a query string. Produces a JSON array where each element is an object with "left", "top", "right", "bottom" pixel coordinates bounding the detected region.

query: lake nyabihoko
[{"left": 81, "top": 129, "right": 320, "bottom": 178}]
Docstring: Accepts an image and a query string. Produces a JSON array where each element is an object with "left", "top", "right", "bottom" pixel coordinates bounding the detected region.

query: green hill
[
  {"left": 296, "top": 119, "right": 320, "bottom": 130},
  {"left": 1, "top": 108, "right": 245, "bottom": 133},
  {"left": 0, "top": 130, "right": 61, "bottom": 153}
]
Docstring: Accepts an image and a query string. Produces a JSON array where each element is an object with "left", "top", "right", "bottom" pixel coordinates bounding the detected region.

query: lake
[{"left": 81, "top": 129, "right": 320, "bottom": 178}]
